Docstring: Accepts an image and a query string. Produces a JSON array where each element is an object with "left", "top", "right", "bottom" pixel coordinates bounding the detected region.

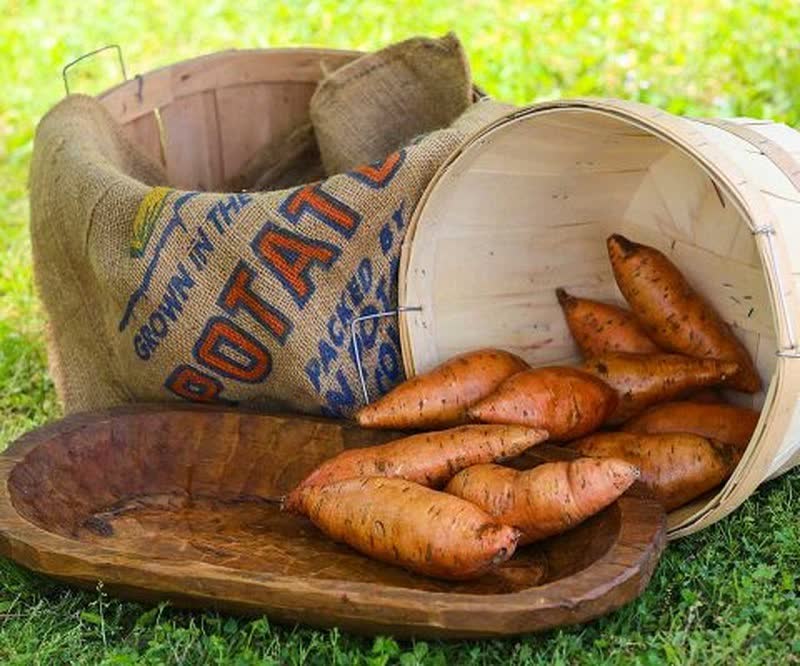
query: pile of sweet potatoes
[
  {"left": 285, "top": 234, "right": 761, "bottom": 581},
  {"left": 286, "top": 422, "right": 637, "bottom": 579}
]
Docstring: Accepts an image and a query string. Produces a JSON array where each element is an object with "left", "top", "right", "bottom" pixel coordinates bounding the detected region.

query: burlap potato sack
[
  {"left": 30, "top": 94, "right": 512, "bottom": 417},
  {"left": 311, "top": 33, "right": 474, "bottom": 175}
]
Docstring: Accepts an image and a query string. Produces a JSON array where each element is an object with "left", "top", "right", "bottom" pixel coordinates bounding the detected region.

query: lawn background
[{"left": 1, "top": 1, "right": 800, "bottom": 663}]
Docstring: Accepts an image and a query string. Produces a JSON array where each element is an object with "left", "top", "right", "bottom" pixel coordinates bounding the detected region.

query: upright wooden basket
[
  {"left": 399, "top": 99, "right": 800, "bottom": 537},
  {"left": 97, "top": 48, "right": 361, "bottom": 190}
]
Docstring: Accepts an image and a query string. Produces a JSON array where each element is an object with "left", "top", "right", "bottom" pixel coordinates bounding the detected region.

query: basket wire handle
[
  {"left": 63, "top": 44, "right": 127, "bottom": 95},
  {"left": 350, "top": 306, "right": 422, "bottom": 405}
]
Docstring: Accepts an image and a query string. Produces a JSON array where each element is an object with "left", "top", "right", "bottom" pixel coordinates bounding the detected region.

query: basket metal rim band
[{"left": 693, "top": 118, "right": 800, "bottom": 193}]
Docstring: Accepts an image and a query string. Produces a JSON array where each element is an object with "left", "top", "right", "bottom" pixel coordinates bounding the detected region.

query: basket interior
[
  {"left": 99, "top": 50, "right": 359, "bottom": 190},
  {"left": 402, "top": 108, "right": 775, "bottom": 411}
]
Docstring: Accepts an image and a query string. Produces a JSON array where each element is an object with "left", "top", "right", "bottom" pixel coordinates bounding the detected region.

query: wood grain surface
[{"left": 0, "top": 405, "right": 666, "bottom": 638}]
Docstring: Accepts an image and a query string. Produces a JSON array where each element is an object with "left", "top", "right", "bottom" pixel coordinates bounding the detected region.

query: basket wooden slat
[
  {"left": 399, "top": 98, "right": 800, "bottom": 537},
  {"left": 160, "top": 91, "right": 224, "bottom": 190},
  {"left": 215, "top": 81, "right": 312, "bottom": 183},
  {"left": 123, "top": 113, "right": 165, "bottom": 168}
]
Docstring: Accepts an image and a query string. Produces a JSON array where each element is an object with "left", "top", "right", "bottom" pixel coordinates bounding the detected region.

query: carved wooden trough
[{"left": 0, "top": 405, "right": 665, "bottom": 638}]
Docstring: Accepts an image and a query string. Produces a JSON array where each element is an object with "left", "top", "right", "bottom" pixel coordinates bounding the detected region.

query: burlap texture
[
  {"left": 311, "top": 33, "right": 473, "bottom": 175},
  {"left": 30, "top": 95, "right": 512, "bottom": 417}
]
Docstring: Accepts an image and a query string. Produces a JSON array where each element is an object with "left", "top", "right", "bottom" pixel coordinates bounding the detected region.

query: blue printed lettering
[
  {"left": 132, "top": 262, "right": 196, "bottom": 360},
  {"left": 205, "top": 193, "right": 252, "bottom": 235},
  {"left": 346, "top": 274, "right": 364, "bottom": 308},
  {"left": 357, "top": 305, "right": 379, "bottom": 350},
  {"left": 393, "top": 202, "right": 406, "bottom": 230},
  {"left": 188, "top": 227, "right": 215, "bottom": 271},
  {"left": 321, "top": 368, "right": 356, "bottom": 417},
  {"left": 335, "top": 297, "right": 354, "bottom": 331},
  {"left": 305, "top": 358, "right": 322, "bottom": 393},
  {"left": 386, "top": 322, "right": 401, "bottom": 347},
  {"left": 374, "top": 365, "right": 389, "bottom": 396},
  {"left": 380, "top": 224, "right": 393, "bottom": 254},
  {"left": 134, "top": 333, "right": 151, "bottom": 360},
  {"left": 318, "top": 339, "right": 338, "bottom": 374},
  {"left": 149, "top": 311, "right": 168, "bottom": 338},
  {"left": 160, "top": 286, "right": 184, "bottom": 323},
  {"left": 206, "top": 208, "right": 223, "bottom": 234},
  {"left": 374, "top": 276, "right": 391, "bottom": 312},
  {"left": 327, "top": 313, "right": 345, "bottom": 347},
  {"left": 140, "top": 325, "right": 158, "bottom": 352},
  {"left": 357, "top": 258, "right": 372, "bottom": 293},
  {"left": 378, "top": 340, "right": 401, "bottom": 381}
]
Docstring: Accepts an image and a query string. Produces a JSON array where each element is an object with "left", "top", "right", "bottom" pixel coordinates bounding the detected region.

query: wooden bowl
[{"left": 0, "top": 405, "right": 665, "bottom": 638}]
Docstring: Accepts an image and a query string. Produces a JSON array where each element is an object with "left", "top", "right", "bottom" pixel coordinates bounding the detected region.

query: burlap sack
[
  {"left": 311, "top": 33, "right": 473, "bottom": 175},
  {"left": 30, "top": 95, "right": 512, "bottom": 417}
]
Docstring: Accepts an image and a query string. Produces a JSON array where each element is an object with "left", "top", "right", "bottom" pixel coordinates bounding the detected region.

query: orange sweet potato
[
  {"left": 444, "top": 458, "right": 638, "bottom": 544},
  {"left": 623, "top": 401, "right": 759, "bottom": 450},
  {"left": 355, "top": 348, "right": 529, "bottom": 429},
  {"left": 289, "top": 477, "right": 520, "bottom": 580},
  {"left": 571, "top": 432, "right": 741, "bottom": 510},
  {"left": 468, "top": 367, "right": 618, "bottom": 440},
  {"left": 556, "top": 288, "right": 660, "bottom": 358},
  {"left": 284, "top": 424, "right": 548, "bottom": 510},
  {"left": 607, "top": 234, "right": 761, "bottom": 393},
  {"left": 582, "top": 352, "right": 739, "bottom": 424}
]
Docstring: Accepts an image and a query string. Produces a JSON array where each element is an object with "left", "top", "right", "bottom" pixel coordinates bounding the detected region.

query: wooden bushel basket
[
  {"left": 97, "top": 47, "right": 362, "bottom": 189},
  {"left": 399, "top": 99, "right": 800, "bottom": 537}
]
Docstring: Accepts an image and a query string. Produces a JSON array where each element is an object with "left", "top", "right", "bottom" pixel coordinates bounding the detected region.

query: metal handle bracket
[
  {"left": 63, "top": 44, "right": 127, "bottom": 95},
  {"left": 351, "top": 306, "right": 422, "bottom": 405}
]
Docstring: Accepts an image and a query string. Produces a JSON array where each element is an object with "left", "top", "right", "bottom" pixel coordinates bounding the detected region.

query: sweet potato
[
  {"left": 355, "top": 348, "right": 529, "bottom": 429},
  {"left": 607, "top": 234, "right": 761, "bottom": 393},
  {"left": 468, "top": 367, "right": 617, "bottom": 440},
  {"left": 289, "top": 477, "right": 520, "bottom": 580},
  {"left": 445, "top": 458, "right": 638, "bottom": 544},
  {"left": 582, "top": 352, "right": 739, "bottom": 424},
  {"left": 623, "top": 401, "right": 759, "bottom": 449},
  {"left": 571, "top": 432, "right": 741, "bottom": 510},
  {"left": 556, "top": 288, "right": 659, "bottom": 357},
  {"left": 284, "top": 424, "right": 548, "bottom": 510}
]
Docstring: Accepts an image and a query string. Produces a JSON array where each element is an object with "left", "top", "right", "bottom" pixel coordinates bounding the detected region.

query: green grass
[{"left": 2, "top": 0, "right": 800, "bottom": 662}]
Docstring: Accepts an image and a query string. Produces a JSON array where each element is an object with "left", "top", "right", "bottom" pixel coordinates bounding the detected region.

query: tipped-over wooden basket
[{"left": 399, "top": 99, "right": 800, "bottom": 537}]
